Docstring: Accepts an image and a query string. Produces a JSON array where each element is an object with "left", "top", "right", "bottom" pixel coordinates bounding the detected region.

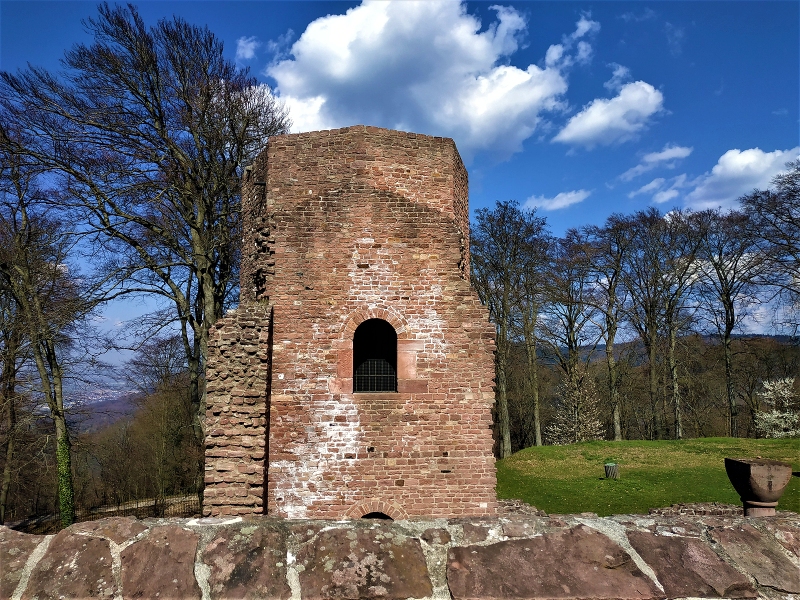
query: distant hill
[{"left": 67, "top": 391, "right": 141, "bottom": 432}]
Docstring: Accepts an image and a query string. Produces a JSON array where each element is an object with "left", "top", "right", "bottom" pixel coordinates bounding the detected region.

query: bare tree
[
  {"left": 538, "top": 230, "right": 603, "bottom": 441},
  {"left": 0, "top": 287, "right": 23, "bottom": 524},
  {"left": 539, "top": 230, "right": 600, "bottom": 386},
  {"left": 622, "top": 209, "right": 671, "bottom": 439},
  {"left": 0, "top": 166, "right": 89, "bottom": 527},
  {"left": 584, "top": 215, "right": 634, "bottom": 440},
  {"left": 514, "top": 216, "right": 550, "bottom": 447},
  {"left": 741, "top": 160, "right": 800, "bottom": 334},
  {"left": 0, "top": 3, "right": 290, "bottom": 501},
  {"left": 696, "top": 209, "right": 765, "bottom": 436},
  {"left": 472, "top": 200, "right": 549, "bottom": 457},
  {"left": 661, "top": 210, "right": 706, "bottom": 440}
]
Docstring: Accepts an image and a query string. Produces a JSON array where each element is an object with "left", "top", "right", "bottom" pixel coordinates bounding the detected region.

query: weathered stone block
[
  {"left": 296, "top": 525, "right": 432, "bottom": 599},
  {"left": 23, "top": 528, "right": 116, "bottom": 600},
  {"left": 628, "top": 529, "right": 756, "bottom": 598},
  {"left": 202, "top": 521, "right": 291, "bottom": 599},
  {"left": 0, "top": 527, "right": 46, "bottom": 599},
  {"left": 447, "top": 525, "right": 663, "bottom": 599},
  {"left": 710, "top": 523, "right": 800, "bottom": 593},
  {"left": 120, "top": 525, "right": 201, "bottom": 599}
]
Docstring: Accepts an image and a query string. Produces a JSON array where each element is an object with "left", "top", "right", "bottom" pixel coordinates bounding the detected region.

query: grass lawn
[{"left": 496, "top": 438, "right": 800, "bottom": 517}]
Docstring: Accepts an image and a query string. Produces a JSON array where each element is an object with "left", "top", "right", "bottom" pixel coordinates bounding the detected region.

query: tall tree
[
  {"left": 0, "top": 160, "right": 89, "bottom": 527},
  {"left": 741, "top": 160, "right": 800, "bottom": 334},
  {"left": 0, "top": 3, "right": 290, "bottom": 501},
  {"left": 660, "top": 210, "right": 705, "bottom": 440},
  {"left": 696, "top": 209, "right": 764, "bottom": 436},
  {"left": 539, "top": 230, "right": 600, "bottom": 384},
  {"left": 472, "top": 200, "right": 548, "bottom": 457},
  {"left": 622, "top": 209, "right": 704, "bottom": 439},
  {"left": 516, "top": 222, "right": 551, "bottom": 448},
  {"left": 0, "top": 286, "right": 23, "bottom": 524},
  {"left": 538, "top": 230, "right": 602, "bottom": 440},
  {"left": 584, "top": 215, "right": 634, "bottom": 440},
  {"left": 622, "top": 209, "right": 671, "bottom": 439}
]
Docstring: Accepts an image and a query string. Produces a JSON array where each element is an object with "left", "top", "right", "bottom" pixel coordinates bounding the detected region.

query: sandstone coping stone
[
  {"left": 67, "top": 515, "right": 148, "bottom": 544},
  {"left": 709, "top": 522, "right": 800, "bottom": 593},
  {"left": 2, "top": 513, "right": 799, "bottom": 600},
  {"left": 296, "top": 524, "right": 433, "bottom": 599},
  {"left": 120, "top": 524, "right": 201, "bottom": 599},
  {"left": 202, "top": 520, "right": 291, "bottom": 599},
  {"left": 421, "top": 527, "right": 451, "bottom": 545},
  {"left": 22, "top": 527, "right": 116, "bottom": 600},
  {"left": 0, "top": 527, "right": 46, "bottom": 599},
  {"left": 447, "top": 524, "right": 664, "bottom": 600},
  {"left": 460, "top": 522, "right": 490, "bottom": 543},
  {"left": 763, "top": 520, "right": 800, "bottom": 558},
  {"left": 627, "top": 529, "right": 757, "bottom": 598}
]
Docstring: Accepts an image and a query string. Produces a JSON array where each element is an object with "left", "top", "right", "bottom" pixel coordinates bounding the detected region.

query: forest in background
[
  {"left": 0, "top": 4, "right": 798, "bottom": 528},
  {"left": 470, "top": 192, "right": 800, "bottom": 458}
]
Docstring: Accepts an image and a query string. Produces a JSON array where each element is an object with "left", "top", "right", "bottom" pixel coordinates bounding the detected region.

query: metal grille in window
[{"left": 354, "top": 358, "right": 397, "bottom": 393}]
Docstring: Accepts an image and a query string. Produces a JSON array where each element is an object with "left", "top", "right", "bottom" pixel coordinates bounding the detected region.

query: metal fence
[{"left": 9, "top": 494, "right": 201, "bottom": 535}]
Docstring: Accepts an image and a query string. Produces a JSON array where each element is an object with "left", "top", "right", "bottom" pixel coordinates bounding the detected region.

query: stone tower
[{"left": 204, "top": 126, "right": 497, "bottom": 519}]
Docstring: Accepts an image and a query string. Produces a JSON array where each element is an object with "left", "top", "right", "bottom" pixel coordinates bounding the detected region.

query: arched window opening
[
  {"left": 362, "top": 512, "right": 393, "bottom": 520},
  {"left": 353, "top": 319, "right": 397, "bottom": 393}
]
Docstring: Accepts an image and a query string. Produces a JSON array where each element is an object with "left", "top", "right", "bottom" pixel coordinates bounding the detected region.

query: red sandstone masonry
[{"left": 205, "top": 126, "right": 497, "bottom": 518}]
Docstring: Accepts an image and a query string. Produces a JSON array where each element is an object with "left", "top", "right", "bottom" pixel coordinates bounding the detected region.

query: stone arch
[
  {"left": 344, "top": 498, "right": 409, "bottom": 520},
  {"left": 334, "top": 306, "right": 426, "bottom": 395},
  {"left": 341, "top": 307, "right": 409, "bottom": 343}
]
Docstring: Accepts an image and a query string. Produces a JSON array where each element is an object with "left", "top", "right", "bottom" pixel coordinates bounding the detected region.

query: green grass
[{"left": 496, "top": 438, "right": 800, "bottom": 516}]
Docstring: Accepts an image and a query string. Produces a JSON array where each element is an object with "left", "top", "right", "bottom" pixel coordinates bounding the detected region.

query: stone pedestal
[{"left": 724, "top": 457, "right": 793, "bottom": 517}]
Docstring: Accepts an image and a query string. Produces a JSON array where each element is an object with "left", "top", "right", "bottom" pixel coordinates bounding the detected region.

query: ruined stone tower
[{"left": 204, "top": 126, "right": 497, "bottom": 519}]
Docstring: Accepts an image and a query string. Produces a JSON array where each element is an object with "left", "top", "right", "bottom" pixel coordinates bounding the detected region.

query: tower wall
[{"left": 205, "top": 126, "right": 496, "bottom": 518}]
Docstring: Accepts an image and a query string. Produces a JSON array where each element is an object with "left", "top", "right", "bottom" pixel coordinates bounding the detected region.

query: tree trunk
[
  {"left": 494, "top": 280, "right": 512, "bottom": 458},
  {"left": 32, "top": 339, "right": 75, "bottom": 528},
  {"left": 0, "top": 385, "right": 15, "bottom": 525},
  {"left": 605, "top": 334, "right": 623, "bottom": 441},
  {"left": 723, "top": 332, "right": 738, "bottom": 437},
  {"left": 0, "top": 331, "right": 18, "bottom": 525},
  {"left": 496, "top": 334, "right": 512, "bottom": 458},
  {"left": 648, "top": 339, "right": 659, "bottom": 439},
  {"left": 669, "top": 326, "right": 682, "bottom": 440},
  {"left": 523, "top": 315, "right": 542, "bottom": 446}
]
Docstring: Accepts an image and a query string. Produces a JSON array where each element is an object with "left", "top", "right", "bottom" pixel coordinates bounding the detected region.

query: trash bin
[{"left": 604, "top": 463, "right": 619, "bottom": 480}]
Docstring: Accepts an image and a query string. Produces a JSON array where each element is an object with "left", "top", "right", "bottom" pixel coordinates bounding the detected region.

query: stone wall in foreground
[{"left": 2, "top": 512, "right": 799, "bottom": 599}]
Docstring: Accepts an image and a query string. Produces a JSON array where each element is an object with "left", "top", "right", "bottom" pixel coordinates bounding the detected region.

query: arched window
[
  {"left": 361, "top": 512, "right": 393, "bottom": 520},
  {"left": 353, "top": 319, "right": 397, "bottom": 393}
]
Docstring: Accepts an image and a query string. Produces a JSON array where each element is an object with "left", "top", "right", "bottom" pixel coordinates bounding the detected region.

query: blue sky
[
  {"left": 2, "top": 1, "right": 798, "bottom": 237},
  {"left": 1, "top": 1, "right": 798, "bottom": 365}
]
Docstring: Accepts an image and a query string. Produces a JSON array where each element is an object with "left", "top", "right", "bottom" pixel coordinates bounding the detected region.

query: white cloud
[
  {"left": 570, "top": 15, "right": 601, "bottom": 40},
  {"left": 628, "top": 178, "right": 666, "bottom": 197},
  {"left": 266, "top": 2, "right": 597, "bottom": 160},
  {"left": 628, "top": 174, "right": 688, "bottom": 204},
  {"left": 646, "top": 145, "right": 694, "bottom": 163},
  {"left": 653, "top": 188, "right": 680, "bottom": 204},
  {"left": 552, "top": 81, "right": 663, "bottom": 148},
  {"left": 664, "top": 22, "right": 685, "bottom": 56},
  {"left": 525, "top": 189, "right": 591, "bottom": 211},
  {"left": 603, "top": 63, "right": 631, "bottom": 92},
  {"left": 619, "top": 8, "right": 657, "bottom": 23},
  {"left": 236, "top": 36, "right": 261, "bottom": 61},
  {"left": 684, "top": 147, "right": 800, "bottom": 210},
  {"left": 620, "top": 143, "right": 693, "bottom": 180}
]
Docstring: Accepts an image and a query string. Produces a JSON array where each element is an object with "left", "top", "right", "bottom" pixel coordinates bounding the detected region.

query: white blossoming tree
[
  {"left": 754, "top": 377, "right": 800, "bottom": 439},
  {"left": 546, "top": 374, "right": 605, "bottom": 445}
]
